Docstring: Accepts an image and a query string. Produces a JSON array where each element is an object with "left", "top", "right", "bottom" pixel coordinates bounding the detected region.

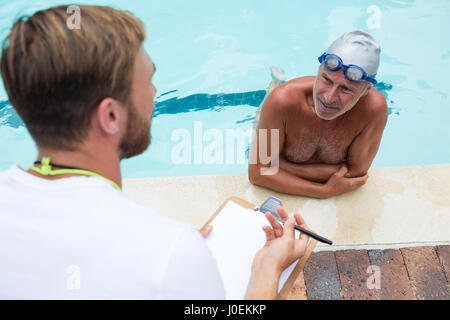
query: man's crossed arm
[{"left": 248, "top": 88, "right": 387, "bottom": 199}]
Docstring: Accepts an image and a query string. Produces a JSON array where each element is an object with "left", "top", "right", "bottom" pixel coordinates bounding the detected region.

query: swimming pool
[{"left": 0, "top": 0, "right": 449, "bottom": 178}]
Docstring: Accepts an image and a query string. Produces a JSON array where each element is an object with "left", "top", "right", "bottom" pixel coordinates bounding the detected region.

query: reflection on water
[{"left": 0, "top": 81, "right": 395, "bottom": 128}]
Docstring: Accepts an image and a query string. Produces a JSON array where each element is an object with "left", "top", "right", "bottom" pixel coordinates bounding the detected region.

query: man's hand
[
  {"left": 199, "top": 225, "right": 212, "bottom": 238},
  {"left": 245, "top": 206, "right": 309, "bottom": 299},
  {"left": 324, "top": 165, "right": 368, "bottom": 197},
  {"left": 253, "top": 207, "right": 310, "bottom": 275}
]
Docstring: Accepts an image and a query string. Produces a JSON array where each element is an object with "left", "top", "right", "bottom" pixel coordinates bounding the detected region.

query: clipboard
[{"left": 201, "top": 196, "right": 317, "bottom": 299}]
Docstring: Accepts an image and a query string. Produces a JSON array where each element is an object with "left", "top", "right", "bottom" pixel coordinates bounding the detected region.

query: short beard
[
  {"left": 313, "top": 77, "right": 368, "bottom": 120},
  {"left": 119, "top": 101, "right": 151, "bottom": 160}
]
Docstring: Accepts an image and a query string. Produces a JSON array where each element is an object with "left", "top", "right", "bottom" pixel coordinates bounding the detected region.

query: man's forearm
[
  {"left": 249, "top": 166, "right": 330, "bottom": 199},
  {"left": 244, "top": 264, "right": 280, "bottom": 300},
  {"left": 344, "top": 166, "right": 368, "bottom": 178},
  {"left": 279, "top": 156, "right": 343, "bottom": 183}
]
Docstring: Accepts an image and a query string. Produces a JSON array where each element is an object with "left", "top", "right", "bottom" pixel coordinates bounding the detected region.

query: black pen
[
  {"left": 255, "top": 206, "right": 333, "bottom": 245},
  {"left": 256, "top": 196, "right": 333, "bottom": 245},
  {"left": 276, "top": 218, "right": 333, "bottom": 245}
]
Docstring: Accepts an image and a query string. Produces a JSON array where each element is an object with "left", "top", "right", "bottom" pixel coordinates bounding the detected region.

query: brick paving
[
  {"left": 367, "top": 249, "right": 414, "bottom": 299},
  {"left": 302, "top": 251, "right": 343, "bottom": 300},
  {"left": 287, "top": 245, "right": 450, "bottom": 300},
  {"left": 401, "top": 247, "right": 448, "bottom": 299},
  {"left": 335, "top": 250, "right": 377, "bottom": 300}
]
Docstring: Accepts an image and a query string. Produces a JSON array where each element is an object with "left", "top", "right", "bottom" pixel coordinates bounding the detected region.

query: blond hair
[{"left": 0, "top": 5, "right": 146, "bottom": 149}]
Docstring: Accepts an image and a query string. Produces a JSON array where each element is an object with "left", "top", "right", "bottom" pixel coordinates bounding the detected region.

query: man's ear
[
  {"left": 95, "top": 98, "right": 125, "bottom": 135},
  {"left": 361, "top": 83, "right": 371, "bottom": 98}
]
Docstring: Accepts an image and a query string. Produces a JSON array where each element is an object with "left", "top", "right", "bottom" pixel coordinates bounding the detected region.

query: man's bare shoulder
[
  {"left": 365, "top": 87, "right": 388, "bottom": 117},
  {"left": 267, "top": 76, "right": 315, "bottom": 110},
  {"left": 355, "top": 86, "right": 388, "bottom": 125}
]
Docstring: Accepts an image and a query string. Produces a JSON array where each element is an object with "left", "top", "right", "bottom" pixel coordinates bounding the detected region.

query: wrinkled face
[
  {"left": 119, "top": 47, "right": 157, "bottom": 159},
  {"left": 313, "top": 65, "right": 369, "bottom": 120}
]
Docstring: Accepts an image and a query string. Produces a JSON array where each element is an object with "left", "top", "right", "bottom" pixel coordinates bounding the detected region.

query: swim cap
[{"left": 326, "top": 30, "right": 380, "bottom": 77}]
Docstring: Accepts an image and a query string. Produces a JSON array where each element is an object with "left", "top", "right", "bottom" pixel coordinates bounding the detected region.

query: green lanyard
[{"left": 29, "top": 157, "right": 122, "bottom": 191}]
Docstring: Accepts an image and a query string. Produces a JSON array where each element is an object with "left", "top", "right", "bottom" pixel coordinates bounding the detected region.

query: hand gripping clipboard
[{"left": 201, "top": 196, "right": 317, "bottom": 299}]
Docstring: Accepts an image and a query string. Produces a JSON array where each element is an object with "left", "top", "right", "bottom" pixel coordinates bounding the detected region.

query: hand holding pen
[
  {"left": 262, "top": 206, "right": 333, "bottom": 246},
  {"left": 257, "top": 196, "right": 333, "bottom": 245}
]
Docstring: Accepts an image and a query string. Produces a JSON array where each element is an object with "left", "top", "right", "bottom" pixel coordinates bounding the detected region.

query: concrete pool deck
[
  {"left": 123, "top": 163, "right": 450, "bottom": 299},
  {"left": 123, "top": 163, "right": 450, "bottom": 249}
]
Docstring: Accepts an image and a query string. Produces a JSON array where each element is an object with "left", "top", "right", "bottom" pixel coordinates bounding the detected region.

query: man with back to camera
[
  {"left": 249, "top": 31, "right": 388, "bottom": 199},
  {"left": 0, "top": 5, "right": 309, "bottom": 299}
]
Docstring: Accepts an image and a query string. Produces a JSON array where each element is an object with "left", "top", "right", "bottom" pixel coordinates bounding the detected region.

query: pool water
[{"left": 0, "top": 0, "right": 449, "bottom": 178}]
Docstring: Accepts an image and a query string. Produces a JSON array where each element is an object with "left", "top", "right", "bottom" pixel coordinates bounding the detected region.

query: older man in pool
[{"left": 249, "top": 30, "right": 388, "bottom": 199}]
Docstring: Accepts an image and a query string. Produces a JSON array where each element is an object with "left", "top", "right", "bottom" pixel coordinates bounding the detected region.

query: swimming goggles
[{"left": 318, "top": 53, "right": 377, "bottom": 84}]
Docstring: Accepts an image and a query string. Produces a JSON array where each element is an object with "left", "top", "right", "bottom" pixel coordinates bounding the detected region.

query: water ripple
[{"left": 0, "top": 81, "right": 395, "bottom": 128}]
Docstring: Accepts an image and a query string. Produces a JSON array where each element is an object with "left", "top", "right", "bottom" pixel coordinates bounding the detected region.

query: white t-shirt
[{"left": 0, "top": 166, "right": 226, "bottom": 299}]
